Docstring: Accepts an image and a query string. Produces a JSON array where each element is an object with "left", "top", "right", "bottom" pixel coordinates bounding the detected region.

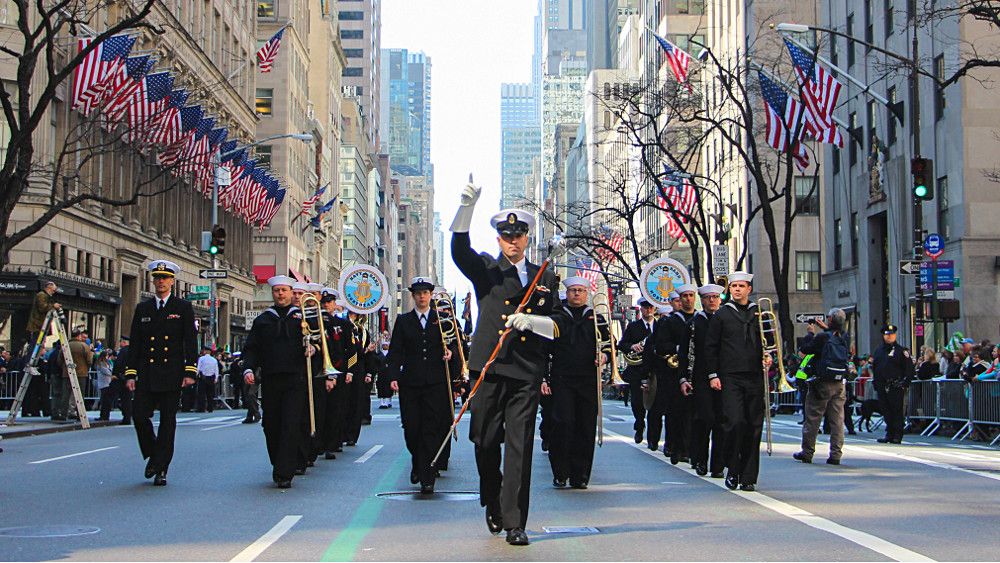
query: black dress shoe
[
  {"left": 153, "top": 471, "right": 167, "bottom": 486},
  {"left": 437, "top": 463, "right": 448, "bottom": 472},
  {"left": 648, "top": 443, "right": 659, "bottom": 451},
  {"left": 710, "top": 471, "right": 724, "bottom": 479},
  {"left": 694, "top": 463, "right": 708, "bottom": 476},
  {"left": 678, "top": 456, "right": 690, "bottom": 463},
  {"left": 420, "top": 483, "right": 434, "bottom": 494},
  {"left": 725, "top": 472, "right": 739, "bottom": 490},
  {"left": 847, "top": 430, "right": 857, "bottom": 435},
  {"left": 540, "top": 440, "right": 549, "bottom": 452},
  {"left": 486, "top": 503, "right": 503, "bottom": 535},
  {"left": 793, "top": 452, "right": 813, "bottom": 463},
  {"left": 410, "top": 471, "right": 420, "bottom": 485},
  {"left": 570, "top": 480, "right": 588, "bottom": 490},
  {"left": 294, "top": 468, "right": 306, "bottom": 476},
  {"left": 553, "top": 478, "right": 567, "bottom": 488},
  {"left": 346, "top": 441, "right": 356, "bottom": 447},
  {"left": 506, "top": 528, "right": 529, "bottom": 546},
  {"left": 325, "top": 452, "right": 337, "bottom": 460},
  {"left": 306, "top": 460, "right": 315, "bottom": 467},
  {"left": 669, "top": 452, "right": 679, "bottom": 465},
  {"left": 333, "top": 446, "right": 343, "bottom": 452},
  {"left": 276, "top": 479, "right": 292, "bottom": 489},
  {"left": 241, "top": 418, "right": 255, "bottom": 424},
  {"left": 890, "top": 439, "right": 902, "bottom": 444},
  {"left": 119, "top": 420, "right": 131, "bottom": 425},
  {"left": 826, "top": 458, "right": 841, "bottom": 465},
  {"left": 633, "top": 430, "right": 643, "bottom": 444},
  {"left": 876, "top": 437, "right": 892, "bottom": 443},
  {"left": 739, "top": 483, "right": 756, "bottom": 492},
  {"left": 144, "top": 460, "right": 157, "bottom": 479}
]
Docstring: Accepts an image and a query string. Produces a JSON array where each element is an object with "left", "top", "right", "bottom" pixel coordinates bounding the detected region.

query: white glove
[
  {"left": 449, "top": 183, "right": 481, "bottom": 233},
  {"left": 505, "top": 313, "right": 556, "bottom": 340}
]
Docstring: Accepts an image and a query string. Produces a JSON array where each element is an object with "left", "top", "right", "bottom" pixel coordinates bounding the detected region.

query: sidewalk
[{"left": 0, "top": 411, "right": 125, "bottom": 439}]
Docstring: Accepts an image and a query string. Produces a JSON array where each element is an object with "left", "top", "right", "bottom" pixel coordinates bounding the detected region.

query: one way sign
[
  {"left": 899, "top": 259, "right": 923, "bottom": 275},
  {"left": 795, "top": 313, "right": 825, "bottom": 324}
]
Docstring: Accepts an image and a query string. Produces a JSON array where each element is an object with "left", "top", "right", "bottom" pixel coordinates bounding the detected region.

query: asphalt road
[{"left": 1, "top": 399, "right": 998, "bottom": 561}]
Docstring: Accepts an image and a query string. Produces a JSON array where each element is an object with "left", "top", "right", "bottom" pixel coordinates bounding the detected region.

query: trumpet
[
  {"left": 300, "top": 293, "right": 342, "bottom": 437},
  {"left": 757, "top": 297, "right": 793, "bottom": 456}
]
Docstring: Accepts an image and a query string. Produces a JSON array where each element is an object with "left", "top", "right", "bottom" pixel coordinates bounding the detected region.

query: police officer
[
  {"left": 386, "top": 276, "right": 455, "bottom": 494},
  {"left": 124, "top": 260, "right": 199, "bottom": 486},
  {"left": 451, "top": 181, "right": 559, "bottom": 547},
  {"left": 241, "top": 275, "right": 318, "bottom": 488},
  {"left": 543, "top": 276, "right": 609, "bottom": 489},
  {"left": 617, "top": 297, "right": 655, "bottom": 444},
  {"left": 679, "top": 284, "right": 725, "bottom": 477},
  {"left": 870, "top": 324, "right": 914, "bottom": 444},
  {"left": 704, "top": 272, "right": 771, "bottom": 492}
]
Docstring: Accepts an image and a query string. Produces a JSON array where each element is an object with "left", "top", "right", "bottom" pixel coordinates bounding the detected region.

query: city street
[{"left": 2, "top": 399, "right": 998, "bottom": 561}]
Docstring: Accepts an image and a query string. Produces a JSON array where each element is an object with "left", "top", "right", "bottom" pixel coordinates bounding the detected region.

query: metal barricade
[
  {"left": 969, "top": 380, "right": 1000, "bottom": 446},
  {"left": 907, "top": 380, "right": 938, "bottom": 423},
  {"left": 935, "top": 380, "right": 972, "bottom": 440},
  {"left": 772, "top": 390, "right": 800, "bottom": 410}
]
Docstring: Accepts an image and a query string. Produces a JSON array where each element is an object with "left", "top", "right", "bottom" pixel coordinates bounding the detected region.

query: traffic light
[
  {"left": 716, "top": 276, "right": 729, "bottom": 303},
  {"left": 911, "top": 157, "right": 934, "bottom": 201},
  {"left": 209, "top": 224, "right": 226, "bottom": 255}
]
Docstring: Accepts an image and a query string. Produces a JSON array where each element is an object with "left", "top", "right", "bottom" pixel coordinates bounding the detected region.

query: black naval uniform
[
  {"left": 386, "top": 309, "right": 456, "bottom": 488},
  {"left": 343, "top": 319, "right": 375, "bottom": 446},
  {"left": 307, "top": 310, "right": 345, "bottom": 463},
  {"left": 547, "top": 303, "right": 609, "bottom": 487},
  {"left": 452, "top": 232, "right": 558, "bottom": 532},
  {"left": 679, "top": 310, "right": 725, "bottom": 475},
  {"left": 321, "top": 313, "right": 355, "bottom": 455},
  {"left": 241, "top": 304, "right": 318, "bottom": 483},
  {"left": 871, "top": 340, "right": 914, "bottom": 443},
  {"left": 124, "top": 294, "right": 198, "bottom": 477},
  {"left": 705, "top": 300, "right": 765, "bottom": 488},
  {"left": 617, "top": 317, "right": 653, "bottom": 439},
  {"left": 646, "top": 310, "right": 695, "bottom": 461}
]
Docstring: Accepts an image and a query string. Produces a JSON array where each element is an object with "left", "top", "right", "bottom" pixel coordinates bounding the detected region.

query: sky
[{"left": 381, "top": 0, "right": 537, "bottom": 296}]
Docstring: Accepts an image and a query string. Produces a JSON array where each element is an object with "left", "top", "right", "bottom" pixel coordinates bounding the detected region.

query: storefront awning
[
  {"left": 289, "top": 268, "right": 306, "bottom": 283},
  {"left": 252, "top": 265, "right": 276, "bottom": 284}
]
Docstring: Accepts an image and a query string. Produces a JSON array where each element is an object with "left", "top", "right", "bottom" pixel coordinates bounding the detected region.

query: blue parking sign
[{"left": 923, "top": 233, "right": 944, "bottom": 258}]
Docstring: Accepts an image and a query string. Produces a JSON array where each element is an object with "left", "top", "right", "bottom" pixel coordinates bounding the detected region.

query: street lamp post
[{"left": 206, "top": 132, "right": 313, "bottom": 351}]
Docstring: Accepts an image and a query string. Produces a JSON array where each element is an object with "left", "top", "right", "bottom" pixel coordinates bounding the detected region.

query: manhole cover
[
  {"left": 376, "top": 491, "right": 479, "bottom": 501},
  {"left": 0, "top": 526, "right": 100, "bottom": 538},
  {"left": 543, "top": 526, "right": 600, "bottom": 534}
]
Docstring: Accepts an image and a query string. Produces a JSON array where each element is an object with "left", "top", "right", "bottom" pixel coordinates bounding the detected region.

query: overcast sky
[{"left": 381, "top": 0, "right": 537, "bottom": 295}]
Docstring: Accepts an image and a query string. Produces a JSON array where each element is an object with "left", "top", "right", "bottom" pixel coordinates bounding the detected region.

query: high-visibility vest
[{"left": 796, "top": 354, "right": 814, "bottom": 380}]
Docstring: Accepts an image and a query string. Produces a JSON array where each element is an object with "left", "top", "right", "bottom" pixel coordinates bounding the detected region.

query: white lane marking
[
  {"left": 29, "top": 446, "right": 119, "bottom": 464},
  {"left": 229, "top": 515, "right": 302, "bottom": 562},
  {"left": 355, "top": 444, "right": 383, "bottom": 464},
  {"left": 772, "top": 430, "right": 1000, "bottom": 483},
  {"left": 605, "top": 430, "right": 934, "bottom": 562},
  {"left": 202, "top": 420, "right": 246, "bottom": 431},
  {"left": 926, "top": 450, "right": 998, "bottom": 462}
]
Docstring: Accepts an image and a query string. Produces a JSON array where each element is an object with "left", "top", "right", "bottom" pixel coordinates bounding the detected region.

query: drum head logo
[
  {"left": 339, "top": 265, "right": 388, "bottom": 314},
  {"left": 639, "top": 257, "right": 691, "bottom": 307}
]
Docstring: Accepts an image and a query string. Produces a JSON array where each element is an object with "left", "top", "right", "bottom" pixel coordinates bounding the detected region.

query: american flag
[
  {"left": 72, "top": 35, "right": 136, "bottom": 114},
  {"left": 573, "top": 256, "right": 601, "bottom": 291},
  {"left": 594, "top": 226, "right": 624, "bottom": 263},
  {"left": 256, "top": 28, "right": 285, "bottom": 73},
  {"left": 300, "top": 184, "right": 328, "bottom": 216},
  {"left": 176, "top": 117, "right": 215, "bottom": 181},
  {"left": 144, "top": 89, "right": 188, "bottom": 146},
  {"left": 102, "top": 55, "right": 154, "bottom": 125},
  {"left": 758, "top": 71, "right": 810, "bottom": 172},
  {"left": 657, "top": 174, "right": 698, "bottom": 242},
  {"left": 784, "top": 39, "right": 844, "bottom": 148},
  {"left": 653, "top": 34, "right": 692, "bottom": 91},
  {"left": 308, "top": 196, "right": 338, "bottom": 229},
  {"left": 126, "top": 72, "right": 172, "bottom": 142}
]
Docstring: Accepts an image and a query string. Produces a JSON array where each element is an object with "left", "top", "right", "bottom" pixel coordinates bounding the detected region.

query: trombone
[
  {"left": 434, "top": 292, "right": 466, "bottom": 440},
  {"left": 301, "top": 292, "right": 342, "bottom": 437},
  {"left": 757, "top": 297, "right": 793, "bottom": 456},
  {"left": 591, "top": 292, "right": 621, "bottom": 447}
]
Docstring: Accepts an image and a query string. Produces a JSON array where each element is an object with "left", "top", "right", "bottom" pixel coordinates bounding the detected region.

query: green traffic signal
[
  {"left": 910, "top": 157, "right": 934, "bottom": 201},
  {"left": 209, "top": 245, "right": 219, "bottom": 255},
  {"left": 914, "top": 184, "right": 929, "bottom": 198}
]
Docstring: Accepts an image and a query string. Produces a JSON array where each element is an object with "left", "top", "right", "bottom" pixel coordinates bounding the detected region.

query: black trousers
[
  {"left": 538, "top": 393, "right": 553, "bottom": 443},
  {"left": 132, "top": 387, "right": 182, "bottom": 472},
  {"left": 666, "top": 384, "right": 690, "bottom": 458},
  {"left": 196, "top": 377, "right": 216, "bottom": 412},
  {"left": 878, "top": 384, "right": 906, "bottom": 441},
  {"left": 23, "top": 373, "right": 50, "bottom": 417},
  {"left": 260, "top": 375, "right": 307, "bottom": 481},
  {"left": 307, "top": 378, "right": 328, "bottom": 460},
  {"left": 548, "top": 378, "right": 597, "bottom": 483},
  {"left": 343, "top": 377, "right": 368, "bottom": 443},
  {"left": 231, "top": 379, "right": 244, "bottom": 409},
  {"left": 646, "top": 380, "right": 669, "bottom": 450},
  {"left": 627, "top": 380, "right": 646, "bottom": 433},
  {"left": 180, "top": 383, "right": 197, "bottom": 411},
  {"left": 243, "top": 383, "right": 260, "bottom": 420},
  {"left": 109, "top": 378, "right": 132, "bottom": 422},
  {"left": 690, "top": 382, "right": 725, "bottom": 473},
  {"left": 469, "top": 372, "right": 540, "bottom": 531},
  {"left": 721, "top": 374, "right": 764, "bottom": 485},
  {"left": 399, "top": 382, "right": 451, "bottom": 486},
  {"left": 323, "top": 381, "right": 349, "bottom": 452}
]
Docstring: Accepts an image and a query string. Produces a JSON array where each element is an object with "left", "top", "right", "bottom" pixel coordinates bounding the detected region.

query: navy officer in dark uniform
[
  {"left": 679, "top": 284, "right": 725, "bottom": 477},
  {"left": 386, "top": 276, "right": 456, "bottom": 494},
  {"left": 616, "top": 297, "right": 655, "bottom": 443},
  {"left": 450, "top": 181, "right": 560, "bottom": 547},
  {"left": 124, "top": 260, "right": 198, "bottom": 486},
  {"left": 871, "top": 324, "right": 915, "bottom": 444}
]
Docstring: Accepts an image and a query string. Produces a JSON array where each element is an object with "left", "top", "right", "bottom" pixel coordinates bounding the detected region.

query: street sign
[
  {"left": 186, "top": 292, "right": 209, "bottom": 301},
  {"left": 898, "top": 259, "right": 923, "bottom": 275},
  {"left": 920, "top": 260, "right": 954, "bottom": 290},
  {"left": 199, "top": 269, "right": 228, "bottom": 279},
  {"left": 193, "top": 285, "right": 210, "bottom": 293},
  {"left": 215, "top": 166, "right": 231, "bottom": 186},
  {"left": 794, "top": 312, "right": 825, "bottom": 324},
  {"left": 245, "top": 310, "right": 261, "bottom": 330},
  {"left": 712, "top": 245, "right": 730, "bottom": 276},
  {"left": 936, "top": 290, "right": 955, "bottom": 300},
  {"left": 923, "top": 233, "right": 944, "bottom": 258}
]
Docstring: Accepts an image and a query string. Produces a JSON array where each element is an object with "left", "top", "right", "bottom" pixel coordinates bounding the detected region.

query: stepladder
[{"left": 6, "top": 310, "right": 90, "bottom": 429}]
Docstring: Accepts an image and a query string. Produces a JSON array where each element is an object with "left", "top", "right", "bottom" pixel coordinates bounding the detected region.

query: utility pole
[
  {"left": 210, "top": 149, "right": 220, "bottom": 351},
  {"left": 910, "top": 19, "right": 925, "bottom": 351}
]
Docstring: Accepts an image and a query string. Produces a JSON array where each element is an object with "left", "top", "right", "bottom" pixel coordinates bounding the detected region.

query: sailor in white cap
[
  {"left": 124, "top": 260, "right": 198, "bottom": 486},
  {"left": 450, "top": 178, "right": 560, "bottom": 546},
  {"left": 677, "top": 284, "right": 726, "bottom": 477},
  {"left": 669, "top": 290, "right": 681, "bottom": 311},
  {"left": 384, "top": 276, "right": 457, "bottom": 494},
  {"left": 316, "top": 286, "right": 354, "bottom": 460},
  {"left": 616, "top": 295, "right": 657, "bottom": 444},
  {"left": 241, "top": 273, "right": 320, "bottom": 488},
  {"left": 704, "top": 271, "right": 770, "bottom": 492},
  {"left": 542, "top": 276, "right": 609, "bottom": 489},
  {"left": 291, "top": 281, "right": 309, "bottom": 307}
]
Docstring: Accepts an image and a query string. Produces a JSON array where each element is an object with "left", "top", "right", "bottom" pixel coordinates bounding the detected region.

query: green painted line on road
[{"left": 321, "top": 449, "right": 408, "bottom": 562}]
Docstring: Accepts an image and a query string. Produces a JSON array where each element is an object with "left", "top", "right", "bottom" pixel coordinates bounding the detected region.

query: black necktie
[{"left": 158, "top": 299, "right": 164, "bottom": 311}]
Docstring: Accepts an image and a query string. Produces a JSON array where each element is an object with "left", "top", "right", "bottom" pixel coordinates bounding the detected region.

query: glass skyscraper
[{"left": 500, "top": 83, "right": 541, "bottom": 209}]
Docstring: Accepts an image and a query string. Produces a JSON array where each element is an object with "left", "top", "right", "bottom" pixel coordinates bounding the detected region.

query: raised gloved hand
[
  {"left": 505, "top": 313, "right": 556, "bottom": 340},
  {"left": 449, "top": 182, "right": 482, "bottom": 233}
]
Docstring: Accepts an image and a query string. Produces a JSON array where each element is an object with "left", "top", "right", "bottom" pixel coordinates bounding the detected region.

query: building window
[
  {"left": 796, "top": 251, "right": 821, "bottom": 291},
  {"left": 59, "top": 245, "right": 67, "bottom": 272},
  {"left": 934, "top": 55, "right": 946, "bottom": 120},
  {"left": 344, "top": 48, "right": 364, "bottom": 58},
  {"left": 850, "top": 212, "right": 859, "bottom": 267},
  {"left": 338, "top": 10, "right": 364, "bottom": 20},
  {"left": 849, "top": 112, "right": 858, "bottom": 166},
  {"left": 256, "top": 145, "right": 272, "bottom": 168},
  {"left": 847, "top": 14, "right": 855, "bottom": 67},
  {"left": 668, "top": 0, "right": 704, "bottom": 15},
  {"left": 255, "top": 88, "right": 273, "bottom": 116},
  {"left": 794, "top": 176, "right": 819, "bottom": 215},
  {"left": 75, "top": 249, "right": 84, "bottom": 276},
  {"left": 885, "top": 0, "right": 894, "bottom": 37},
  {"left": 340, "top": 29, "right": 363, "bottom": 40},
  {"left": 343, "top": 67, "right": 363, "bottom": 77},
  {"left": 829, "top": 33, "right": 838, "bottom": 68},
  {"left": 887, "top": 86, "right": 897, "bottom": 145},
  {"left": 833, "top": 219, "right": 843, "bottom": 271},
  {"left": 867, "top": 99, "right": 877, "bottom": 150},
  {"left": 257, "top": 1, "right": 275, "bottom": 18},
  {"left": 864, "top": 1, "right": 873, "bottom": 48},
  {"left": 938, "top": 176, "right": 950, "bottom": 239}
]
